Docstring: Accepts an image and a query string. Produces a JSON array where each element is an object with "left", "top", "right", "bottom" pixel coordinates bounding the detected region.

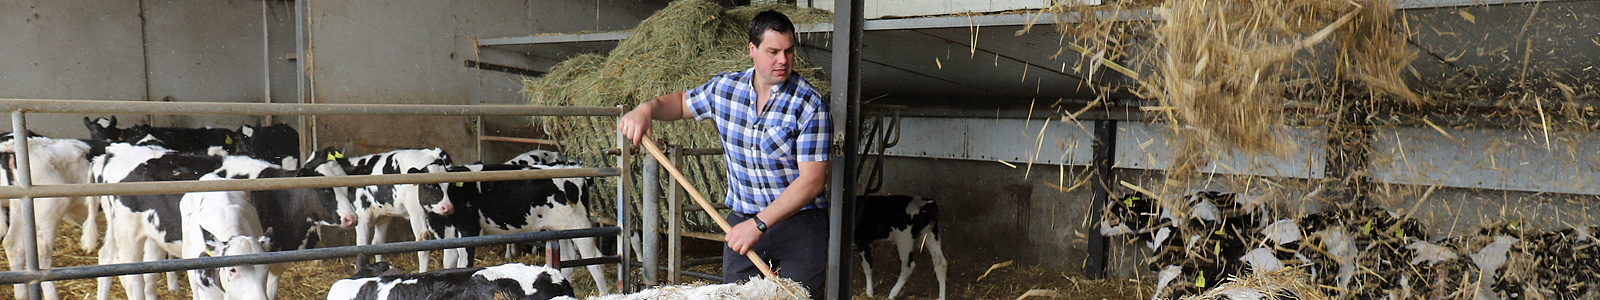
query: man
[{"left": 617, "top": 10, "right": 831, "bottom": 299}]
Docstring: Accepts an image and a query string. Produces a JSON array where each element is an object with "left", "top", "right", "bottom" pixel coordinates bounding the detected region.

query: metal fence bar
[
  {"left": 0, "top": 227, "right": 621, "bottom": 285},
  {"left": 11, "top": 110, "right": 43, "bottom": 299},
  {"left": 641, "top": 150, "right": 660, "bottom": 286},
  {"left": 615, "top": 105, "right": 633, "bottom": 293},
  {"left": 0, "top": 168, "right": 617, "bottom": 199},
  {"left": 667, "top": 145, "right": 683, "bottom": 285},
  {"left": 0, "top": 99, "right": 622, "bottom": 117}
]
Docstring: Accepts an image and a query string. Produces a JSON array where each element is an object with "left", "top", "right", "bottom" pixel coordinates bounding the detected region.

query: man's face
[{"left": 748, "top": 30, "right": 796, "bottom": 86}]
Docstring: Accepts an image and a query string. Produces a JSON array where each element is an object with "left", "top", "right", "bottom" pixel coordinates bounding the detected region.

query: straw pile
[
  {"left": 1177, "top": 267, "right": 1327, "bottom": 300},
  {"left": 522, "top": 0, "right": 830, "bottom": 228},
  {"left": 586, "top": 277, "right": 809, "bottom": 300}
]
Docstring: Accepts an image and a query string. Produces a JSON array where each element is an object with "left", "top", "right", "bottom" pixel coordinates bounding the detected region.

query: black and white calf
[
  {"left": 325, "top": 263, "right": 577, "bottom": 300},
  {"left": 505, "top": 149, "right": 565, "bottom": 167},
  {"left": 180, "top": 177, "right": 274, "bottom": 300},
  {"left": 432, "top": 162, "right": 610, "bottom": 294},
  {"left": 93, "top": 144, "right": 354, "bottom": 300},
  {"left": 0, "top": 134, "right": 98, "bottom": 300},
  {"left": 346, "top": 148, "right": 456, "bottom": 272},
  {"left": 853, "top": 195, "right": 947, "bottom": 300}
]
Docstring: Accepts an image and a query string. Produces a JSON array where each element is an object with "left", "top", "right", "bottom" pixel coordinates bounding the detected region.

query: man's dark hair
[{"left": 748, "top": 10, "right": 796, "bottom": 46}]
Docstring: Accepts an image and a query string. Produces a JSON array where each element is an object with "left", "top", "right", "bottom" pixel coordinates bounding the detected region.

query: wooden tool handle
[{"left": 638, "top": 137, "right": 777, "bottom": 279}]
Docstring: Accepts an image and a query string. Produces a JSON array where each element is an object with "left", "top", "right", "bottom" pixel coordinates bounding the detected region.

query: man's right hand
[
  {"left": 618, "top": 106, "right": 654, "bottom": 146},
  {"left": 619, "top": 91, "right": 690, "bottom": 146}
]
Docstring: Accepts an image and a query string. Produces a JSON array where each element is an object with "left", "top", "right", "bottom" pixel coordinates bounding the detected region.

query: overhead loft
[{"left": 480, "top": 0, "right": 1598, "bottom": 110}]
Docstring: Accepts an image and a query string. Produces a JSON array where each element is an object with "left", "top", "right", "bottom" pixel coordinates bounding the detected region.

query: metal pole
[
  {"left": 260, "top": 0, "right": 272, "bottom": 125},
  {"left": 0, "top": 99, "right": 622, "bottom": 117},
  {"left": 827, "top": 0, "right": 863, "bottom": 298},
  {"left": 1086, "top": 119, "right": 1117, "bottom": 279},
  {"left": 615, "top": 105, "right": 632, "bottom": 293},
  {"left": 10, "top": 110, "right": 42, "bottom": 299},
  {"left": 0, "top": 168, "right": 617, "bottom": 199},
  {"left": 0, "top": 227, "right": 620, "bottom": 285},
  {"left": 667, "top": 145, "right": 683, "bottom": 285},
  {"left": 641, "top": 148, "right": 660, "bottom": 286}
]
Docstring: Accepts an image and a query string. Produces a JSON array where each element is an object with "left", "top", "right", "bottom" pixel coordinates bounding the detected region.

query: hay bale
[{"left": 586, "top": 277, "right": 809, "bottom": 300}]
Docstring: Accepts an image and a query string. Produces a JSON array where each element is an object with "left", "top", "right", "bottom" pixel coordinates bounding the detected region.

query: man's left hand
[{"left": 726, "top": 219, "right": 763, "bottom": 255}]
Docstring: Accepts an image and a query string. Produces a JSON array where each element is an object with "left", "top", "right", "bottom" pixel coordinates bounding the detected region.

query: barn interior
[{"left": 1, "top": 0, "right": 1599, "bottom": 299}]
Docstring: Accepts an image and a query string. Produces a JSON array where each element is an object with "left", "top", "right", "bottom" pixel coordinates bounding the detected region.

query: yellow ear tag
[
  {"left": 333, "top": 151, "right": 345, "bottom": 159},
  {"left": 327, "top": 153, "right": 337, "bottom": 161},
  {"left": 1362, "top": 219, "right": 1375, "bottom": 235},
  {"left": 1195, "top": 271, "right": 1207, "bottom": 288},
  {"left": 203, "top": 248, "right": 213, "bottom": 257},
  {"left": 1123, "top": 197, "right": 1134, "bottom": 208},
  {"left": 454, "top": 182, "right": 464, "bottom": 187},
  {"left": 225, "top": 136, "right": 233, "bottom": 145}
]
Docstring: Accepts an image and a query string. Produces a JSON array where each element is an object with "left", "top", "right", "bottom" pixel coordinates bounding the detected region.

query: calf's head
[
  {"left": 302, "top": 147, "right": 357, "bottom": 227},
  {"left": 198, "top": 228, "right": 273, "bottom": 300}
]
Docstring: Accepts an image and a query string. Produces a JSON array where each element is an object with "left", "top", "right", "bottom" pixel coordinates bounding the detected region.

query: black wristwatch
[{"left": 752, "top": 216, "right": 769, "bottom": 232}]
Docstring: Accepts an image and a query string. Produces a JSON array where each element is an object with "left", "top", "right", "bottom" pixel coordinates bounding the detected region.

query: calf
[
  {"left": 180, "top": 178, "right": 273, "bottom": 300},
  {"left": 93, "top": 144, "right": 354, "bottom": 300},
  {"left": 0, "top": 134, "right": 98, "bottom": 300},
  {"left": 853, "top": 195, "right": 947, "bottom": 300},
  {"left": 325, "top": 263, "right": 576, "bottom": 300},
  {"left": 83, "top": 116, "right": 243, "bottom": 156},
  {"left": 236, "top": 124, "right": 301, "bottom": 171},
  {"left": 506, "top": 149, "right": 565, "bottom": 167},
  {"left": 346, "top": 149, "right": 455, "bottom": 272},
  {"left": 434, "top": 163, "right": 609, "bottom": 294}
]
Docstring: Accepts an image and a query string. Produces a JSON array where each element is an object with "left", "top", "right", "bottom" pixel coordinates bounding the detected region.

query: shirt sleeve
[
  {"left": 795, "top": 97, "right": 832, "bottom": 162},
  {"left": 683, "top": 76, "right": 721, "bottom": 121}
]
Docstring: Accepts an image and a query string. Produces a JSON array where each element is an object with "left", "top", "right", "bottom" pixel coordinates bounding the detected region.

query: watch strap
[{"left": 752, "top": 216, "right": 768, "bottom": 232}]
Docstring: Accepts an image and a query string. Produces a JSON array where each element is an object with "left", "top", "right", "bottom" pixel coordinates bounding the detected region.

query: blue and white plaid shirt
[{"left": 686, "top": 67, "right": 832, "bottom": 215}]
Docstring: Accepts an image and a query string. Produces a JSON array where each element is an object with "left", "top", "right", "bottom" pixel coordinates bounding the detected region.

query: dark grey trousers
[{"left": 723, "top": 208, "right": 828, "bottom": 300}]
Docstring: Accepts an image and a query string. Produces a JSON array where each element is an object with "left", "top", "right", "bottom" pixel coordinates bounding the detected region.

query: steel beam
[
  {"left": 0, "top": 227, "right": 620, "bottom": 285},
  {"left": 0, "top": 168, "right": 617, "bottom": 199},
  {"left": 0, "top": 99, "right": 620, "bottom": 117}
]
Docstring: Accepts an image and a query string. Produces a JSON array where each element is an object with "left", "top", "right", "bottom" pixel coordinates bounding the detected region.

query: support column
[
  {"left": 826, "top": 0, "right": 863, "bottom": 298},
  {"left": 1085, "top": 119, "right": 1116, "bottom": 279},
  {"left": 641, "top": 152, "right": 660, "bottom": 286}
]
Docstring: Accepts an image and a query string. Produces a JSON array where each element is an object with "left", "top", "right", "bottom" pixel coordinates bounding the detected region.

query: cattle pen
[{"left": 0, "top": 99, "right": 635, "bottom": 299}]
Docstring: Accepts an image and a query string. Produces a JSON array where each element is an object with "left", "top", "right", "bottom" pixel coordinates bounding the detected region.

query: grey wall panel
[
  {"left": 143, "top": 0, "right": 267, "bottom": 128},
  {"left": 884, "top": 116, "right": 1095, "bottom": 166},
  {"left": 0, "top": 0, "right": 146, "bottom": 138},
  {"left": 1370, "top": 127, "right": 1600, "bottom": 195},
  {"left": 1114, "top": 122, "right": 1327, "bottom": 179}
]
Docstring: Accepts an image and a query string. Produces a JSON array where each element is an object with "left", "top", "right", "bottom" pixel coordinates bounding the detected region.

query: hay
[
  {"left": 522, "top": 0, "right": 831, "bottom": 229},
  {"left": 586, "top": 277, "right": 809, "bottom": 300},
  {"left": 1177, "top": 267, "right": 1328, "bottom": 300}
]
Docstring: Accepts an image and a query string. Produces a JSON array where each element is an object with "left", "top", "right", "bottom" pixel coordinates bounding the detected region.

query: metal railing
[{"left": 0, "top": 99, "right": 635, "bottom": 298}]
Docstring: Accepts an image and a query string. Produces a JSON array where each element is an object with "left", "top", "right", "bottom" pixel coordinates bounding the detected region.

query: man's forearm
[
  {"left": 646, "top": 91, "right": 688, "bottom": 121},
  {"left": 754, "top": 171, "right": 826, "bottom": 226}
]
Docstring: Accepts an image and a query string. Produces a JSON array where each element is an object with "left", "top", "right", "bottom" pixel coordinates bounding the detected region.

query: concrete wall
[
  {"left": 0, "top": 0, "right": 147, "bottom": 138},
  {"left": 307, "top": 0, "right": 667, "bottom": 163}
]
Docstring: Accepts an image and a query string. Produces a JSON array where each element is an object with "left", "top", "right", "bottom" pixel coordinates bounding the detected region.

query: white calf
[
  {"left": 180, "top": 178, "right": 273, "bottom": 300},
  {"left": 0, "top": 134, "right": 97, "bottom": 300}
]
